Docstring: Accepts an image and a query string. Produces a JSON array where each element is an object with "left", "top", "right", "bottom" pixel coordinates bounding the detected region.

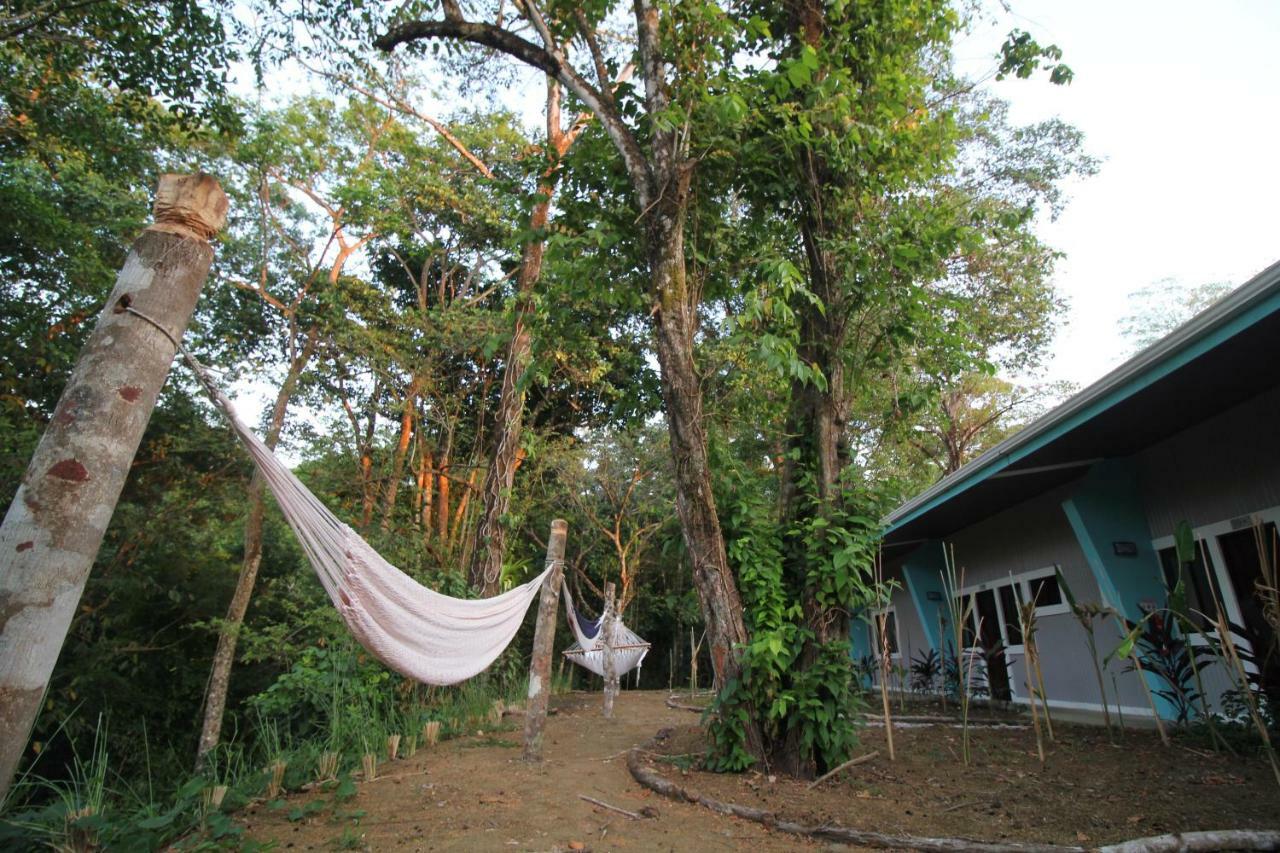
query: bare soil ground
[
  {"left": 238, "top": 691, "right": 1279, "bottom": 852},
  {"left": 239, "top": 691, "right": 808, "bottom": 852}
]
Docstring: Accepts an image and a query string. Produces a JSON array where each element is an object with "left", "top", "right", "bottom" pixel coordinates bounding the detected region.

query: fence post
[
  {"left": 522, "top": 519, "right": 568, "bottom": 761},
  {"left": 0, "top": 174, "right": 227, "bottom": 801},
  {"left": 602, "top": 582, "right": 618, "bottom": 718}
]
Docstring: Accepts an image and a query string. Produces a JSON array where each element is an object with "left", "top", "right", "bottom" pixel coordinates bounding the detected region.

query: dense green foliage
[{"left": 0, "top": 0, "right": 1097, "bottom": 841}]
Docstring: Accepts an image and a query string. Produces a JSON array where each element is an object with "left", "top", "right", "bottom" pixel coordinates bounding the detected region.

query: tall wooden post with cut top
[
  {"left": 522, "top": 519, "right": 568, "bottom": 761},
  {"left": 0, "top": 174, "right": 227, "bottom": 801},
  {"left": 602, "top": 581, "right": 619, "bottom": 719}
]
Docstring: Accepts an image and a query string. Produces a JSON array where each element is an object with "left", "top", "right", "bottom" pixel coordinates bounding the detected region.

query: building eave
[{"left": 883, "top": 258, "right": 1280, "bottom": 536}]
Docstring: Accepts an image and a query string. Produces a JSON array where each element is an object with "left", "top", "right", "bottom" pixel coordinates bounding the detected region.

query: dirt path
[{"left": 239, "top": 691, "right": 819, "bottom": 852}]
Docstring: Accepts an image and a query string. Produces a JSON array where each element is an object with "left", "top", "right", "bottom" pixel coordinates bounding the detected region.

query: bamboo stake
[
  {"left": 266, "top": 760, "right": 287, "bottom": 798},
  {"left": 878, "top": 611, "right": 896, "bottom": 762},
  {"left": 1127, "top": 645, "right": 1170, "bottom": 746},
  {"left": 1213, "top": 608, "right": 1280, "bottom": 786},
  {"left": 807, "top": 751, "right": 879, "bottom": 789},
  {"left": 937, "top": 609, "right": 949, "bottom": 714},
  {"left": 1030, "top": 636, "right": 1054, "bottom": 741},
  {"left": 578, "top": 794, "right": 642, "bottom": 819},
  {"left": 1018, "top": 602, "right": 1045, "bottom": 764}
]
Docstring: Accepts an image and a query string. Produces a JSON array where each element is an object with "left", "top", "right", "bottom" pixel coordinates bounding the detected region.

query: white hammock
[
  {"left": 561, "top": 586, "right": 650, "bottom": 678},
  {"left": 168, "top": 334, "right": 552, "bottom": 686}
]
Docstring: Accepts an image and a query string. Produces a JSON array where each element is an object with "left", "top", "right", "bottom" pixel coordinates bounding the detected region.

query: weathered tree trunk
[
  {"left": 195, "top": 330, "right": 317, "bottom": 769},
  {"left": 647, "top": 215, "right": 751, "bottom": 691},
  {"left": 522, "top": 519, "right": 567, "bottom": 761},
  {"left": 602, "top": 581, "right": 618, "bottom": 719},
  {"left": 0, "top": 174, "right": 227, "bottom": 801}
]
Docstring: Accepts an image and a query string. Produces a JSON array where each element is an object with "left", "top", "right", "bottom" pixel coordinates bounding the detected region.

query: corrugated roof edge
[{"left": 883, "top": 258, "right": 1280, "bottom": 532}]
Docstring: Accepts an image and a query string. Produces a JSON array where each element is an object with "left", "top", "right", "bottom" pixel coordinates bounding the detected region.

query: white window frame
[
  {"left": 1017, "top": 567, "right": 1072, "bottom": 618},
  {"left": 868, "top": 606, "right": 901, "bottom": 662},
  {"left": 951, "top": 565, "right": 1069, "bottom": 657},
  {"left": 1149, "top": 504, "right": 1280, "bottom": 667}
]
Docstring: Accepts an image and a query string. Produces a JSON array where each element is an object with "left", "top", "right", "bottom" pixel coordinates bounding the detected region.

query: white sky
[{"left": 958, "top": 0, "right": 1280, "bottom": 388}]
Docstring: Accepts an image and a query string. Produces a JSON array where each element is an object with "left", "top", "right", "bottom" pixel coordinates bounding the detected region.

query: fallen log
[
  {"left": 626, "top": 745, "right": 1079, "bottom": 853},
  {"left": 665, "top": 695, "right": 707, "bottom": 713},
  {"left": 1098, "top": 831, "right": 1280, "bottom": 853},
  {"left": 627, "top": 741, "right": 1280, "bottom": 853}
]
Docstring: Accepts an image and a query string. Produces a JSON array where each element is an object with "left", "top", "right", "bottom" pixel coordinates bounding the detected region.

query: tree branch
[{"left": 375, "top": 17, "right": 652, "bottom": 207}]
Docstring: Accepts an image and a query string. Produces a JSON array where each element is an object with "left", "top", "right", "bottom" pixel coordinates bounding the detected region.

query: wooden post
[
  {"left": 522, "top": 519, "right": 568, "bottom": 761},
  {"left": 602, "top": 582, "right": 618, "bottom": 718},
  {"left": 0, "top": 174, "right": 227, "bottom": 801},
  {"left": 689, "top": 627, "right": 706, "bottom": 694}
]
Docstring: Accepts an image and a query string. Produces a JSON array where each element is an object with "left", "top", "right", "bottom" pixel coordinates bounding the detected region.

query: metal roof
[{"left": 884, "top": 258, "right": 1280, "bottom": 537}]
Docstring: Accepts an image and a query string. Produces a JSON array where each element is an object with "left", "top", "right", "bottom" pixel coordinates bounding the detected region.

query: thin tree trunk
[
  {"left": 195, "top": 330, "right": 317, "bottom": 768},
  {"left": 469, "top": 213, "right": 547, "bottom": 594},
  {"left": 421, "top": 448, "right": 434, "bottom": 539},
  {"left": 437, "top": 468, "right": 450, "bottom": 541},
  {"left": 449, "top": 467, "right": 478, "bottom": 553},
  {"left": 411, "top": 436, "right": 425, "bottom": 531},
  {"left": 522, "top": 519, "right": 567, "bottom": 761},
  {"left": 358, "top": 386, "right": 379, "bottom": 530},
  {"left": 0, "top": 175, "right": 226, "bottom": 801},
  {"left": 471, "top": 77, "right": 568, "bottom": 596},
  {"left": 380, "top": 382, "right": 419, "bottom": 532}
]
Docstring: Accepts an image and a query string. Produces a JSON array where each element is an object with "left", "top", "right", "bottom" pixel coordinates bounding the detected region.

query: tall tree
[
  {"left": 374, "top": 0, "right": 760, "bottom": 730},
  {"left": 469, "top": 75, "right": 620, "bottom": 597},
  {"left": 194, "top": 97, "right": 397, "bottom": 765},
  {"left": 688, "top": 1, "right": 1091, "bottom": 776},
  {"left": 1119, "top": 278, "right": 1232, "bottom": 352}
]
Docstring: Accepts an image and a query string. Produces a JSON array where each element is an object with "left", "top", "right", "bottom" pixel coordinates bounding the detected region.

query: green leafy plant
[
  {"left": 909, "top": 648, "right": 941, "bottom": 694},
  {"left": 1119, "top": 610, "right": 1202, "bottom": 725},
  {"left": 705, "top": 459, "right": 883, "bottom": 775}
]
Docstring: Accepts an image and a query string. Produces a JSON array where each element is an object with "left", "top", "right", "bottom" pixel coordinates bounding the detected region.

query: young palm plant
[
  {"left": 910, "top": 648, "right": 941, "bottom": 694},
  {"left": 941, "top": 543, "right": 977, "bottom": 765},
  {"left": 1056, "top": 568, "right": 1116, "bottom": 737},
  {"left": 1016, "top": 597, "right": 1048, "bottom": 764}
]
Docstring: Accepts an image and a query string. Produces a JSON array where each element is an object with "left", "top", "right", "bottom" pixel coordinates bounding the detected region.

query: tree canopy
[{"left": 0, "top": 0, "right": 1099, "bottom": 833}]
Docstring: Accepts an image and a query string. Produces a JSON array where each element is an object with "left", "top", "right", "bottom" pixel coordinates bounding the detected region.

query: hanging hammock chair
[
  {"left": 560, "top": 586, "right": 650, "bottom": 678},
  {"left": 155, "top": 325, "right": 554, "bottom": 686}
]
